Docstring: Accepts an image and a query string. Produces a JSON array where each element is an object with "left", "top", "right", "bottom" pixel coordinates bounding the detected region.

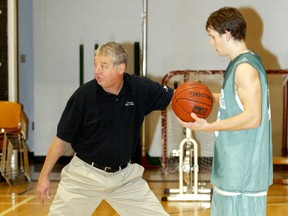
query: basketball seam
[{"left": 175, "top": 98, "right": 213, "bottom": 107}]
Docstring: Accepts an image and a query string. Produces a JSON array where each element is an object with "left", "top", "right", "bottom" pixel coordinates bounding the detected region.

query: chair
[{"left": 0, "top": 101, "right": 31, "bottom": 185}]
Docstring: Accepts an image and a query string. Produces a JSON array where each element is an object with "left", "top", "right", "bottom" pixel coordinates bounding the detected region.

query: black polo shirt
[{"left": 57, "top": 73, "right": 173, "bottom": 167}]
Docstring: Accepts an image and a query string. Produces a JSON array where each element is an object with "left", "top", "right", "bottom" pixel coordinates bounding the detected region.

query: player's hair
[
  {"left": 95, "top": 41, "right": 128, "bottom": 68},
  {"left": 205, "top": 7, "right": 247, "bottom": 41}
]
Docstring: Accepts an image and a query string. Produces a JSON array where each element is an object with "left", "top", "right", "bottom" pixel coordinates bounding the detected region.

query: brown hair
[{"left": 205, "top": 7, "right": 247, "bottom": 41}]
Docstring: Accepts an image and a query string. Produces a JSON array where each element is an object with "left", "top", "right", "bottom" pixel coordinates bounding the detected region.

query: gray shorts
[{"left": 211, "top": 186, "right": 267, "bottom": 216}]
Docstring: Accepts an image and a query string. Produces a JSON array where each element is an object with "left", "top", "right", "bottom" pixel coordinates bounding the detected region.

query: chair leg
[
  {"left": 22, "top": 139, "right": 31, "bottom": 182},
  {"left": 2, "top": 140, "right": 13, "bottom": 185},
  {"left": 0, "top": 134, "right": 7, "bottom": 173},
  {"left": 0, "top": 134, "right": 12, "bottom": 185},
  {"left": 1, "top": 133, "right": 31, "bottom": 184},
  {"left": 18, "top": 135, "right": 24, "bottom": 172}
]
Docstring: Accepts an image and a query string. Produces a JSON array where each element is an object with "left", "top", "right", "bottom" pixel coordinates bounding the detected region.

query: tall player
[{"left": 178, "top": 7, "right": 273, "bottom": 216}]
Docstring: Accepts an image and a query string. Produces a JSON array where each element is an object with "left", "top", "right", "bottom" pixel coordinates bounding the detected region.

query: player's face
[
  {"left": 207, "top": 28, "right": 227, "bottom": 56},
  {"left": 94, "top": 55, "right": 122, "bottom": 89}
]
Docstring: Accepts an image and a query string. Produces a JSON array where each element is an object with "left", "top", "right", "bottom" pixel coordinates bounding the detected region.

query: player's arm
[
  {"left": 179, "top": 63, "right": 262, "bottom": 131},
  {"left": 37, "top": 136, "right": 69, "bottom": 204},
  {"left": 213, "top": 63, "right": 262, "bottom": 130}
]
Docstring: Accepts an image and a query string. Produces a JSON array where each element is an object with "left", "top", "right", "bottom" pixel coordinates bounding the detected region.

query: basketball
[{"left": 172, "top": 81, "right": 213, "bottom": 122}]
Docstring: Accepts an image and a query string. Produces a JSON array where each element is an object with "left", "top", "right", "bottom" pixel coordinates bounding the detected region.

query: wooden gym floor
[{"left": 0, "top": 164, "right": 287, "bottom": 215}]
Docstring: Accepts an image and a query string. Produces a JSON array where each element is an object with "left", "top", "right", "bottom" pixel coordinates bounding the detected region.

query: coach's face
[{"left": 94, "top": 54, "right": 125, "bottom": 94}]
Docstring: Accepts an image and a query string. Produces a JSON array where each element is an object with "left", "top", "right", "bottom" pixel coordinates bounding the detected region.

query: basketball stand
[{"left": 162, "top": 128, "right": 212, "bottom": 202}]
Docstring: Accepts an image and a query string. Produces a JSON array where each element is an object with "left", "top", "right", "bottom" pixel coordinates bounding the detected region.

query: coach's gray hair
[{"left": 95, "top": 41, "right": 128, "bottom": 68}]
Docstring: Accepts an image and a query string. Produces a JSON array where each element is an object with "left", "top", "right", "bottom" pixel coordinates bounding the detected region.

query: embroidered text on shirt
[{"left": 125, "top": 101, "right": 135, "bottom": 106}]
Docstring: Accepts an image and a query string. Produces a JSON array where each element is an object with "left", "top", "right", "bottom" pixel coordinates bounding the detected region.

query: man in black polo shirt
[{"left": 37, "top": 41, "right": 173, "bottom": 215}]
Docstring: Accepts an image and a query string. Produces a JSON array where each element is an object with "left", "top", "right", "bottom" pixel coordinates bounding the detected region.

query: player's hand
[
  {"left": 37, "top": 175, "right": 51, "bottom": 205},
  {"left": 177, "top": 113, "right": 209, "bottom": 131}
]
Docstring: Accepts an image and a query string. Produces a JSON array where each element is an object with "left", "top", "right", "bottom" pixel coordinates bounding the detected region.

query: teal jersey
[{"left": 211, "top": 51, "right": 273, "bottom": 193}]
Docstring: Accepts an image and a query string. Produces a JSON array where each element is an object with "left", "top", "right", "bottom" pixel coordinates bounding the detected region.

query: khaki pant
[{"left": 49, "top": 155, "right": 168, "bottom": 216}]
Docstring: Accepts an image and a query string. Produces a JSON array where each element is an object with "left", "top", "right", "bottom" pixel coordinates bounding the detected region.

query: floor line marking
[{"left": 0, "top": 196, "right": 35, "bottom": 216}]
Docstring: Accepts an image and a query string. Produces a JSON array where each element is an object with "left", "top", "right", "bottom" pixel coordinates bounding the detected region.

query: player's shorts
[{"left": 211, "top": 186, "right": 267, "bottom": 216}]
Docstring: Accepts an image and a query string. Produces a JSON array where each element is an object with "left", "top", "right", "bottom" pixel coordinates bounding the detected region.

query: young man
[
  {"left": 178, "top": 7, "right": 273, "bottom": 216},
  {"left": 37, "top": 41, "right": 173, "bottom": 215}
]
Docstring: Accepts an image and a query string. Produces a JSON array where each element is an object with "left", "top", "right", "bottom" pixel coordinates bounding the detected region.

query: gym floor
[{"left": 0, "top": 163, "right": 287, "bottom": 216}]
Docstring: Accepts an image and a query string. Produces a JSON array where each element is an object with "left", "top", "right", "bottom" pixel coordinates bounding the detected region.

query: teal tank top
[{"left": 211, "top": 51, "right": 273, "bottom": 193}]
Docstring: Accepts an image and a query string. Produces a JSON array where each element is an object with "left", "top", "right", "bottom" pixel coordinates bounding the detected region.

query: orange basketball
[{"left": 172, "top": 81, "right": 213, "bottom": 122}]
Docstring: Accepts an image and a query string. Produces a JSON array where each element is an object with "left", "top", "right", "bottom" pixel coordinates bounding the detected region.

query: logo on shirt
[
  {"left": 219, "top": 89, "right": 226, "bottom": 110},
  {"left": 125, "top": 101, "right": 135, "bottom": 106},
  {"left": 163, "top": 85, "right": 168, "bottom": 92}
]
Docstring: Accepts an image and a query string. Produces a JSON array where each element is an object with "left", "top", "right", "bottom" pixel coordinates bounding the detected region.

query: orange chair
[{"left": 0, "top": 101, "right": 31, "bottom": 185}]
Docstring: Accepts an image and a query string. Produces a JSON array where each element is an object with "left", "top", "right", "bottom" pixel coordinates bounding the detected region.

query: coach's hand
[{"left": 37, "top": 174, "right": 51, "bottom": 205}]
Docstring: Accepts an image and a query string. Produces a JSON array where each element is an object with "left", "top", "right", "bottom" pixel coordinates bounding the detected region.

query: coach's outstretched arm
[{"left": 37, "top": 137, "right": 69, "bottom": 204}]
